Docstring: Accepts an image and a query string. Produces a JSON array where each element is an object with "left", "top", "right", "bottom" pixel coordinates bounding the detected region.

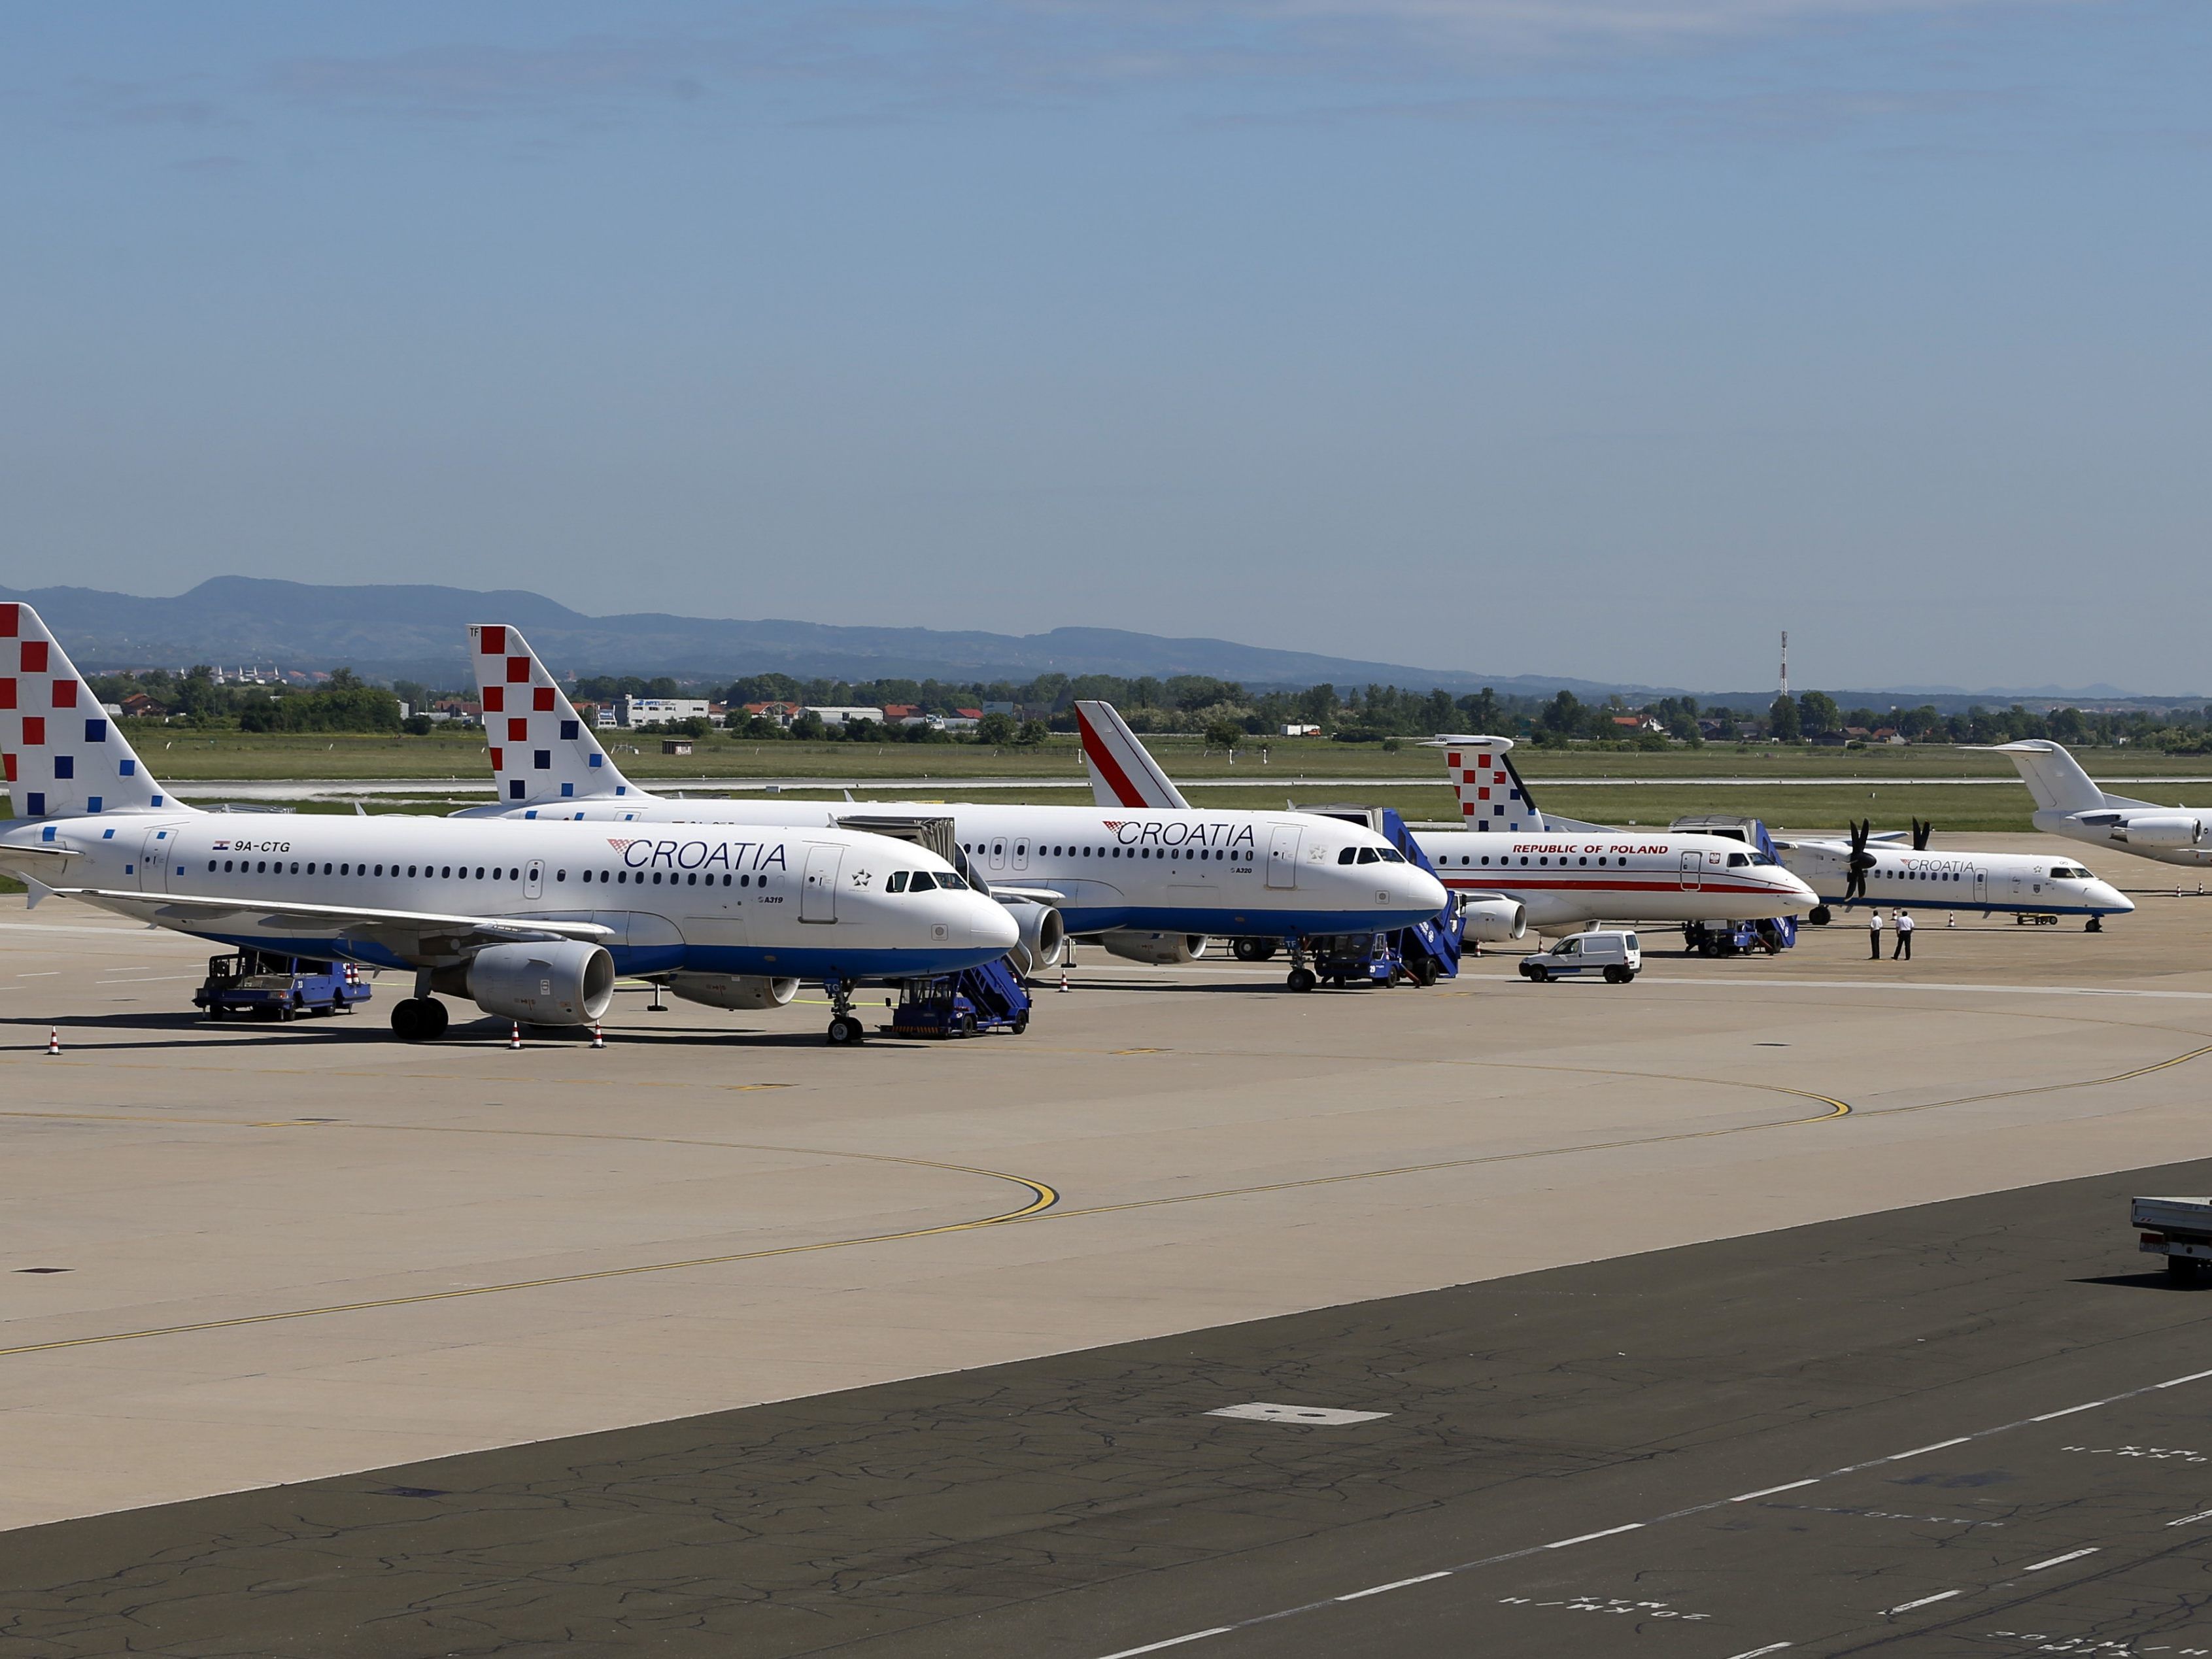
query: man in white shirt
[
  {"left": 1868, "top": 908, "right": 1884, "bottom": 960},
  {"left": 1893, "top": 908, "right": 1916, "bottom": 961}
]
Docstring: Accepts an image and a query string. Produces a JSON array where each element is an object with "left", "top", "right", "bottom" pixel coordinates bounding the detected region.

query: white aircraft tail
[
  {"left": 1075, "top": 699, "right": 1190, "bottom": 810},
  {"left": 0, "top": 603, "right": 184, "bottom": 819},
  {"left": 1984, "top": 740, "right": 2132, "bottom": 814},
  {"left": 469, "top": 624, "right": 642, "bottom": 809}
]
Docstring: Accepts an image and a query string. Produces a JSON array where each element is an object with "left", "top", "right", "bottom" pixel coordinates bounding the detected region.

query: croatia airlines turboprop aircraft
[
  {"left": 0, "top": 605, "right": 1017, "bottom": 1044},
  {"left": 1988, "top": 740, "right": 2212, "bottom": 870},
  {"left": 1769, "top": 817, "right": 2131, "bottom": 931},
  {"left": 460, "top": 626, "right": 1448, "bottom": 989},
  {"left": 1074, "top": 703, "right": 1814, "bottom": 936}
]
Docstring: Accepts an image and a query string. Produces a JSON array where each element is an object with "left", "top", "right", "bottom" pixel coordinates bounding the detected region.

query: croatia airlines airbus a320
[
  {"left": 459, "top": 625, "right": 1447, "bottom": 988},
  {"left": 0, "top": 605, "right": 1017, "bottom": 1044}
]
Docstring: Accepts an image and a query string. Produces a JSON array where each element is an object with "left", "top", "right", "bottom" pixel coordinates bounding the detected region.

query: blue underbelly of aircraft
[
  {"left": 193, "top": 932, "right": 1001, "bottom": 983},
  {"left": 1057, "top": 903, "right": 1438, "bottom": 937}
]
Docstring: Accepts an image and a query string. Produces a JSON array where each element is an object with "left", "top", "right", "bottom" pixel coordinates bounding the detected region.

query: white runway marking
[
  {"left": 2030, "top": 1401, "right": 2107, "bottom": 1421},
  {"left": 1336, "top": 1572, "right": 1450, "bottom": 1600},
  {"left": 1085, "top": 1361, "right": 2212, "bottom": 1656},
  {"left": 1734, "top": 1479, "right": 1820, "bottom": 1501},
  {"left": 1886, "top": 1589, "right": 1962, "bottom": 1613},
  {"left": 1097, "top": 1630, "right": 1234, "bottom": 1658},
  {"left": 1546, "top": 1523, "right": 1644, "bottom": 1548},
  {"left": 1727, "top": 1644, "right": 1795, "bottom": 1658},
  {"left": 1462, "top": 974, "right": 2212, "bottom": 1001},
  {"left": 1207, "top": 1403, "right": 1389, "bottom": 1426},
  {"left": 2022, "top": 1548, "right": 2099, "bottom": 1572},
  {"left": 1888, "top": 1437, "right": 1971, "bottom": 1461}
]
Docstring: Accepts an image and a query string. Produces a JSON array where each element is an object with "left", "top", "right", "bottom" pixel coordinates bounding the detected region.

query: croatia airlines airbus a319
[
  {"left": 0, "top": 605, "right": 1017, "bottom": 1044},
  {"left": 459, "top": 625, "right": 1447, "bottom": 988}
]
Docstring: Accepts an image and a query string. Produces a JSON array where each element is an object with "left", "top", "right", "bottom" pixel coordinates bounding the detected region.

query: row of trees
[{"left": 87, "top": 668, "right": 402, "bottom": 733}]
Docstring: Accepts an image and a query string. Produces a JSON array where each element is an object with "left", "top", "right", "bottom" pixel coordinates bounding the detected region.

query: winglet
[
  {"left": 468, "top": 624, "right": 643, "bottom": 810},
  {"left": 1074, "top": 700, "right": 1190, "bottom": 810}
]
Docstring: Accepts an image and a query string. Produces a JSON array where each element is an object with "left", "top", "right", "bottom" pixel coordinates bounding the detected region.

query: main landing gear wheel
[
  {"left": 1285, "top": 966, "right": 1318, "bottom": 993},
  {"left": 1808, "top": 905, "right": 1832, "bottom": 927},
  {"left": 826, "top": 1014, "right": 866, "bottom": 1046},
  {"left": 390, "top": 997, "right": 448, "bottom": 1041},
  {"left": 1232, "top": 938, "right": 1280, "bottom": 962}
]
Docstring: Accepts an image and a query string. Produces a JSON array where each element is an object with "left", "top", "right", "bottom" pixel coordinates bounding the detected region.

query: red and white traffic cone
[
  {"left": 1059, "top": 968, "right": 1068, "bottom": 993},
  {"left": 45, "top": 1027, "right": 60, "bottom": 1055},
  {"left": 590, "top": 1022, "right": 604, "bottom": 1050},
  {"left": 509, "top": 1021, "right": 522, "bottom": 1051}
]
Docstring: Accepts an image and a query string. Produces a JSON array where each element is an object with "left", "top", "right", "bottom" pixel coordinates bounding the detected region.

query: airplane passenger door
[
  {"left": 1973, "top": 869, "right": 1988, "bottom": 908},
  {"left": 135, "top": 826, "right": 174, "bottom": 893},
  {"left": 1267, "top": 826, "right": 1301, "bottom": 889},
  {"left": 525, "top": 859, "right": 544, "bottom": 899},
  {"left": 802, "top": 844, "right": 842, "bottom": 923},
  {"left": 1678, "top": 851, "right": 1702, "bottom": 891}
]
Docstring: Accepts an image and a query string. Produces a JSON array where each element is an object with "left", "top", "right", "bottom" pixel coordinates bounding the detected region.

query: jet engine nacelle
[
  {"left": 1097, "top": 928, "right": 1208, "bottom": 966},
  {"left": 2116, "top": 814, "right": 2205, "bottom": 849},
  {"left": 668, "top": 972, "right": 800, "bottom": 1011},
  {"left": 1004, "top": 902, "right": 1067, "bottom": 977},
  {"left": 443, "top": 940, "right": 615, "bottom": 1025},
  {"left": 1458, "top": 897, "right": 1528, "bottom": 944}
]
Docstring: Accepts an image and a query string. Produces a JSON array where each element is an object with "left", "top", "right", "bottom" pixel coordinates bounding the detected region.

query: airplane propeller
[
  {"left": 1843, "top": 819, "right": 1877, "bottom": 903},
  {"left": 1911, "top": 818, "right": 1933, "bottom": 852}
]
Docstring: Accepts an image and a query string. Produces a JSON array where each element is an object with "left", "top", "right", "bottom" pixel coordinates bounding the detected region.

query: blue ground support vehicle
[
  {"left": 1671, "top": 815, "right": 1799, "bottom": 956},
  {"left": 885, "top": 958, "right": 1032, "bottom": 1038},
  {"left": 195, "top": 950, "right": 373, "bottom": 1021},
  {"left": 1265, "top": 804, "right": 1467, "bottom": 989}
]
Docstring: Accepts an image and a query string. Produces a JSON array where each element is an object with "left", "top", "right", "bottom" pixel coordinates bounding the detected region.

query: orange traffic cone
[
  {"left": 509, "top": 1021, "right": 522, "bottom": 1050},
  {"left": 45, "top": 1027, "right": 60, "bottom": 1055}
]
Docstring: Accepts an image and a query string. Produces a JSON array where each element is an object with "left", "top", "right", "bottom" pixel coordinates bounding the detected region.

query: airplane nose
[
  {"left": 2092, "top": 881, "right": 2135, "bottom": 914},
  {"left": 1408, "top": 866, "right": 1448, "bottom": 912},
  {"left": 972, "top": 895, "right": 1021, "bottom": 949},
  {"left": 1777, "top": 871, "right": 1818, "bottom": 913}
]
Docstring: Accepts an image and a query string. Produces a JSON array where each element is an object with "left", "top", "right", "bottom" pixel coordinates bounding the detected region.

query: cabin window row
[
  {"left": 959, "top": 842, "right": 1246, "bottom": 861},
  {"left": 203, "top": 858, "right": 774, "bottom": 890}
]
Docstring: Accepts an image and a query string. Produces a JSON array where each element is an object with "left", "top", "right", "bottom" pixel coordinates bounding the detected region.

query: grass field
[{"left": 76, "top": 730, "right": 2212, "bottom": 785}]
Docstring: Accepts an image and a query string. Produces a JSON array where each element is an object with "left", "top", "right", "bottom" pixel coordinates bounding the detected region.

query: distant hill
[
  {"left": 0, "top": 578, "right": 2190, "bottom": 708},
  {"left": 0, "top": 577, "right": 1644, "bottom": 697}
]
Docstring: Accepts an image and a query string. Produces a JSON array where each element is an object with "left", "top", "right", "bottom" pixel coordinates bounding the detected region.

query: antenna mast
[{"left": 1779, "top": 630, "right": 1790, "bottom": 701}]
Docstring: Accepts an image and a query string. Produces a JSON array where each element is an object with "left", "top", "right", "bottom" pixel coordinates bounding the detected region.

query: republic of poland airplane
[
  {"left": 1075, "top": 704, "right": 1816, "bottom": 937},
  {"left": 1765, "top": 817, "right": 2132, "bottom": 931},
  {"left": 1988, "top": 739, "right": 2212, "bottom": 870},
  {"left": 458, "top": 625, "right": 1448, "bottom": 990},
  {"left": 0, "top": 604, "right": 1019, "bottom": 1045}
]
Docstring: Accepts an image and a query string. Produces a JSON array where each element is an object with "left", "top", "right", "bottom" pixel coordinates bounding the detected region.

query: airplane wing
[
  {"left": 34, "top": 886, "right": 612, "bottom": 966},
  {"left": 988, "top": 885, "right": 1067, "bottom": 905}
]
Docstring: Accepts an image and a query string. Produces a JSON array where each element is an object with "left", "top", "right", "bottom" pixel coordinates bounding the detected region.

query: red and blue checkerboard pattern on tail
[{"left": 0, "top": 604, "right": 176, "bottom": 819}]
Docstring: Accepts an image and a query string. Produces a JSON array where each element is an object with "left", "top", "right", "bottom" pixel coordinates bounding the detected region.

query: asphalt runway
[
  {"left": 3, "top": 1154, "right": 2210, "bottom": 1657},
  {"left": 6, "top": 830, "right": 2212, "bottom": 1655}
]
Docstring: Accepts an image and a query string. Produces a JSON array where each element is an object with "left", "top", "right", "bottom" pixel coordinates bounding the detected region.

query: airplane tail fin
[
  {"left": 0, "top": 603, "right": 184, "bottom": 819},
  {"left": 469, "top": 624, "right": 643, "bottom": 809},
  {"left": 1983, "top": 740, "right": 2115, "bottom": 814},
  {"left": 1437, "top": 735, "right": 1550, "bottom": 832},
  {"left": 1074, "top": 700, "right": 1190, "bottom": 810}
]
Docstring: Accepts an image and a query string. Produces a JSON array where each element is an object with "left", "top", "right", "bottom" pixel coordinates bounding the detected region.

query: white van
[{"left": 1518, "top": 929, "right": 1641, "bottom": 984}]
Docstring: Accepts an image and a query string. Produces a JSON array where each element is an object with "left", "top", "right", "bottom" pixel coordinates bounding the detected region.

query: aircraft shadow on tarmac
[
  {"left": 2, "top": 1010, "right": 934, "bottom": 1052},
  {"left": 2074, "top": 1271, "right": 2209, "bottom": 1291}
]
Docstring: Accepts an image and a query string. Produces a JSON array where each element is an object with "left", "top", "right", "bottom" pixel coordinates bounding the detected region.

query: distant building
[
  {"left": 118, "top": 693, "right": 169, "bottom": 720},
  {"left": 740, "top": 700, "right": 802, "bottom": 727},
  {"left": 433, "top": 700, "right": 483, "bottom": 727},
  {"left": 615, "top": 695, "right": 711, "bottom": 728},
  {"left": 804, "top": 706, "right": 887, "bottom": 728},
  {"left": 662, "top": 739, "right": 694, "bottom": 756},
  {"left": 1281, "top": 723, "right": 1322, "bottom": 736}
]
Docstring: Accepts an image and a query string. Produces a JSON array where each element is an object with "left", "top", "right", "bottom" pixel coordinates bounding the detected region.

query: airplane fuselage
[
  {"left": 480, "top": 799, "right": 1448, "bottom": 940},
  {"left": 1414, "top": 829, "right": 1816, "bottom": 931},
  {"left": 1780, "top": 840, "right": 2134, "bottom": 918},
  {"left": 1, "top": 813, "right": 1015, "bottom": 980}
]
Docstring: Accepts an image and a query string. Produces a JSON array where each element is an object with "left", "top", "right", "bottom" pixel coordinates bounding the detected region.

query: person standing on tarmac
[
  {"left": 1868, "top": 908, "right": 1884, "bottom": 960},
  {"left": 1894, "top": 909, "right": 1916, "bottom": 961}
]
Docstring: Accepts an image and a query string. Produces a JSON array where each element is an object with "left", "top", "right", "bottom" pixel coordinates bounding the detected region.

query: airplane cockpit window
[
  {"left": 1726, "top": 853, "right": 1750, "bottom": 866},
  {"left": 886, "top": 870, "right": 910, "bottom": 892},
  {"left": 1338, "top": 847, "right": 1358, "bottom": 865},
  {"left": 1376, "top": 848, "right": 1406, "bottom": 863},
  {"left": 908, "top": 871, "right": 936, "bottom": 891},
  {"left": 938, "top": 871, "right": 968, "bottom": 890},
  {"left": 1356, "top": 847, "right": 1381, "bottom": 864}
]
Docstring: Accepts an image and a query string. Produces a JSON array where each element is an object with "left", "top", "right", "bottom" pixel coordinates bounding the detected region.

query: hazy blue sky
[{"left": 2, "top": 2, "right": 2205, "bottom": 692}]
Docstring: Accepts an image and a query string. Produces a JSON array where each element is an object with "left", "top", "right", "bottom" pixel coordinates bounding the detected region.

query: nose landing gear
[{"left": 824, "top": 980, "right": 866, "bottom": 1046}]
